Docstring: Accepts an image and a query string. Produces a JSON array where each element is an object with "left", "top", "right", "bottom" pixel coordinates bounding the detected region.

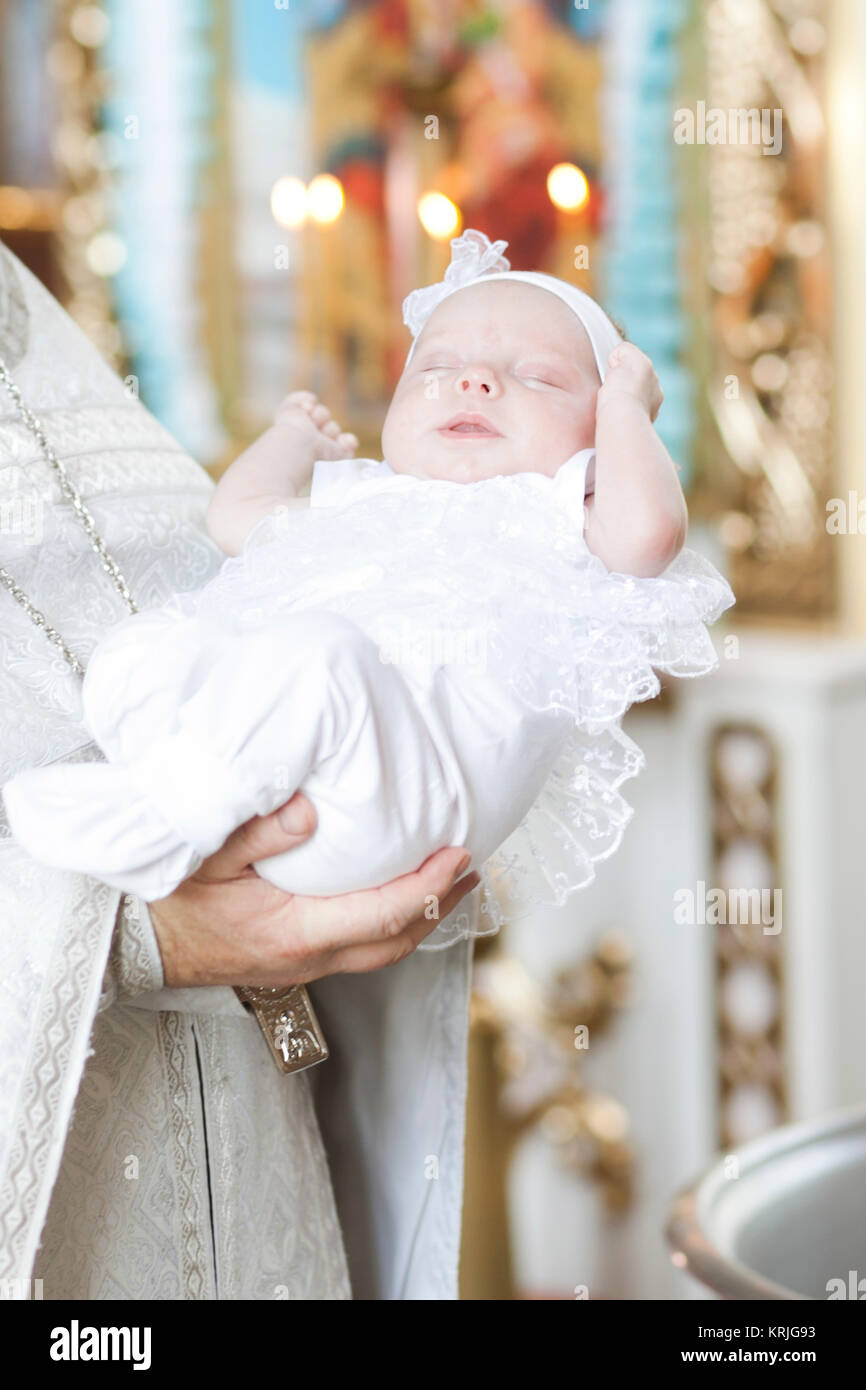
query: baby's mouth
[{"left": 439, "top": 412, "right": 503, "bottom": 438}]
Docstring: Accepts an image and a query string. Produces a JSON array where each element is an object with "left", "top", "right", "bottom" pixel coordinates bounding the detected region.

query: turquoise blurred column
[
  {"left": 592, "top": 0, "right": 696, "bottom": 487},
  {"left": 102, "top": 0, "right": 224, "bottom": 458}
]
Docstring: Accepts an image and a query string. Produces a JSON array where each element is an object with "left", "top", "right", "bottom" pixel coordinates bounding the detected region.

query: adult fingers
[
  {"left": 424, "top": 868, "right": 481, "bottom": 933},
  {"left": 291, "top": 846, "right": 473, "bottom": 953},
  {"left": 388, "top": 867, "right": 481, "bottom": 954},
  {"left": 328, "top": 869, "right": 482, "bottom": 974}
]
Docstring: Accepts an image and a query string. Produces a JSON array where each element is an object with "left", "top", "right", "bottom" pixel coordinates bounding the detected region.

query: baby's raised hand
[
  {"left": 274, "top": 390, "right": 359, "bottom": 460},
  {"left": 597, "top": 343, "right": 663, "bottom": 423}
]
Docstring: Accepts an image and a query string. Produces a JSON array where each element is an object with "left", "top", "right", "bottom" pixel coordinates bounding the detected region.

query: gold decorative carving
[
  {"left": 689, "top": 0, "right": 833, "bottom": 618},
  {"left": 459, "top": 929, "right": 634, "bottom": 1299},
  {"left": 710, "top": 723, "right": 787, "bottom": 1148},
  {"left": 50, "top": 1, "right": 123, "bottom": 367}
]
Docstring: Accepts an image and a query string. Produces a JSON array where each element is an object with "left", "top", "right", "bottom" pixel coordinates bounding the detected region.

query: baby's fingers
[{"left": 279, "top": 389, "right": 318, "bottom": 413}]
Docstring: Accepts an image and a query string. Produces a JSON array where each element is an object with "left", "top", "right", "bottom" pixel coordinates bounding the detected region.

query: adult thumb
[{"left": 212, "top": 792, "right": 317, "bottom": 876}]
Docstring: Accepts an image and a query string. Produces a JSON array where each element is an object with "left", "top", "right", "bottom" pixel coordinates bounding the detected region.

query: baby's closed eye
[
  {"left": 417, "top": 358, "right": 458, "bottom": 373},
  {"left": 520, "top": 372, "right": 561, "bottom": 386},
  {"left": 515, "top": 363, "right": 570, "bottom": 388}
]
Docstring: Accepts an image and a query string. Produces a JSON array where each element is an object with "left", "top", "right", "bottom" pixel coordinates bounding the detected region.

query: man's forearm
[{"left": 586, "top": 394, "right": 688, "bottom": 576}]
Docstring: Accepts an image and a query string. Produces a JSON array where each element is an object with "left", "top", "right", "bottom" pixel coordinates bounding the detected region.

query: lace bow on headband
[
  {"left": 399, "top": 227, "right": 625, "bottom": 385},
  {"left": 402, "top": 229, "right": 511, "bottom": 340}
]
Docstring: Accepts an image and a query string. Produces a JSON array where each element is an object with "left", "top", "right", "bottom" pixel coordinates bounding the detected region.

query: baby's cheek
[
  {"left": 380, "top": 400, "right": 405, "bottom": 458},
  {"left": 410, "top": 388, "right": 440, "bottom": 438},
  {"left": 534, "top": 399, "right": 589, "bottom": 446},
  {"left": 563, "top": 392, "right": 599, "bottom": 449},
  {"left": 394, "top": 384, "right": 424, "bottom": 426},
  {"left": 382, "top": 399, "right": 419, "bottom": 472}
]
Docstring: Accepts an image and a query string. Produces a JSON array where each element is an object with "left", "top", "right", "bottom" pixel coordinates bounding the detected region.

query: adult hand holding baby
[{"left": 148, "top": 791, "right": 479, "bottom": 988}]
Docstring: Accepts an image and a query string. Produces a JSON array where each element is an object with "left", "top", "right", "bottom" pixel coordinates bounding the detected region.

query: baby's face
[{"left": 381, "top": 280, "right": 600, "bottom": 484}]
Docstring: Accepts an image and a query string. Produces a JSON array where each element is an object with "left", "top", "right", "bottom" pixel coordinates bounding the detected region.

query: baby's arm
[
  {"left": 583, "top": 344, "right": 688, "bottom": 577},
  {"left": 206, "top": 391, "right": 358, "bottom": 555}
]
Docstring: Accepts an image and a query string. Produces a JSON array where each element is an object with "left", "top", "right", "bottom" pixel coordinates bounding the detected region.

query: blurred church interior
[{"left": 1, "top": 0, "right": 863, "bottom": 1300}]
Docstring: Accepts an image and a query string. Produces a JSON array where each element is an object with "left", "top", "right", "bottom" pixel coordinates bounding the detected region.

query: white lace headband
[{"left": 402, "top": 229, "right": 623, "bottom": 383}]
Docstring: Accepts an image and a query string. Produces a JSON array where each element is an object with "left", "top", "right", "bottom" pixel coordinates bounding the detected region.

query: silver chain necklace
[
  {"left": 0, "top": 351, "right": 329, "bottom": 1076},
  {"left": 0, "top": 353, "right": 138, "bottom": 676}
]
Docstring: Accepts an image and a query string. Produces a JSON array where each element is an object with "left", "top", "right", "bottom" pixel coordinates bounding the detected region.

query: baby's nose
[{"left": 455, "top": 365, "right": 500, "bottom": 397}]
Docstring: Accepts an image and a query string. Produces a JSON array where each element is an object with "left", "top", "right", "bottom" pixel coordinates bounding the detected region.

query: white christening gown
[{"left": 3, "top": 448, "right": 735, "bottom": 947}]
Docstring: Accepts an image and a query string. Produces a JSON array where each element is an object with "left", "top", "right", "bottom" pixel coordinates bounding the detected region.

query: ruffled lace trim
[
  {"left": 426, "top": 722, "right": 646, "bottom": 948},
  {"left": 418, "top": 564, "right": 731, "bottom": 953},
  {"left": 184, "top": 468, "right": 735, "bottom": 951}
]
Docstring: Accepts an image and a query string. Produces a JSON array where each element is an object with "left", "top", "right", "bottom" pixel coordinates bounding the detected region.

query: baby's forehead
[{"left": 418, "top": 279, "right": 592, "bottom": 358}]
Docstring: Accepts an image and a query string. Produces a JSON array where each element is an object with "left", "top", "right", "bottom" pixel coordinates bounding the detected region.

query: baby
[
  {"left": 212, "top": 274, "right": 680, "bottom": 576},
  {"left": 3, "top": 231, "right": 734, "bottom": 949}
]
